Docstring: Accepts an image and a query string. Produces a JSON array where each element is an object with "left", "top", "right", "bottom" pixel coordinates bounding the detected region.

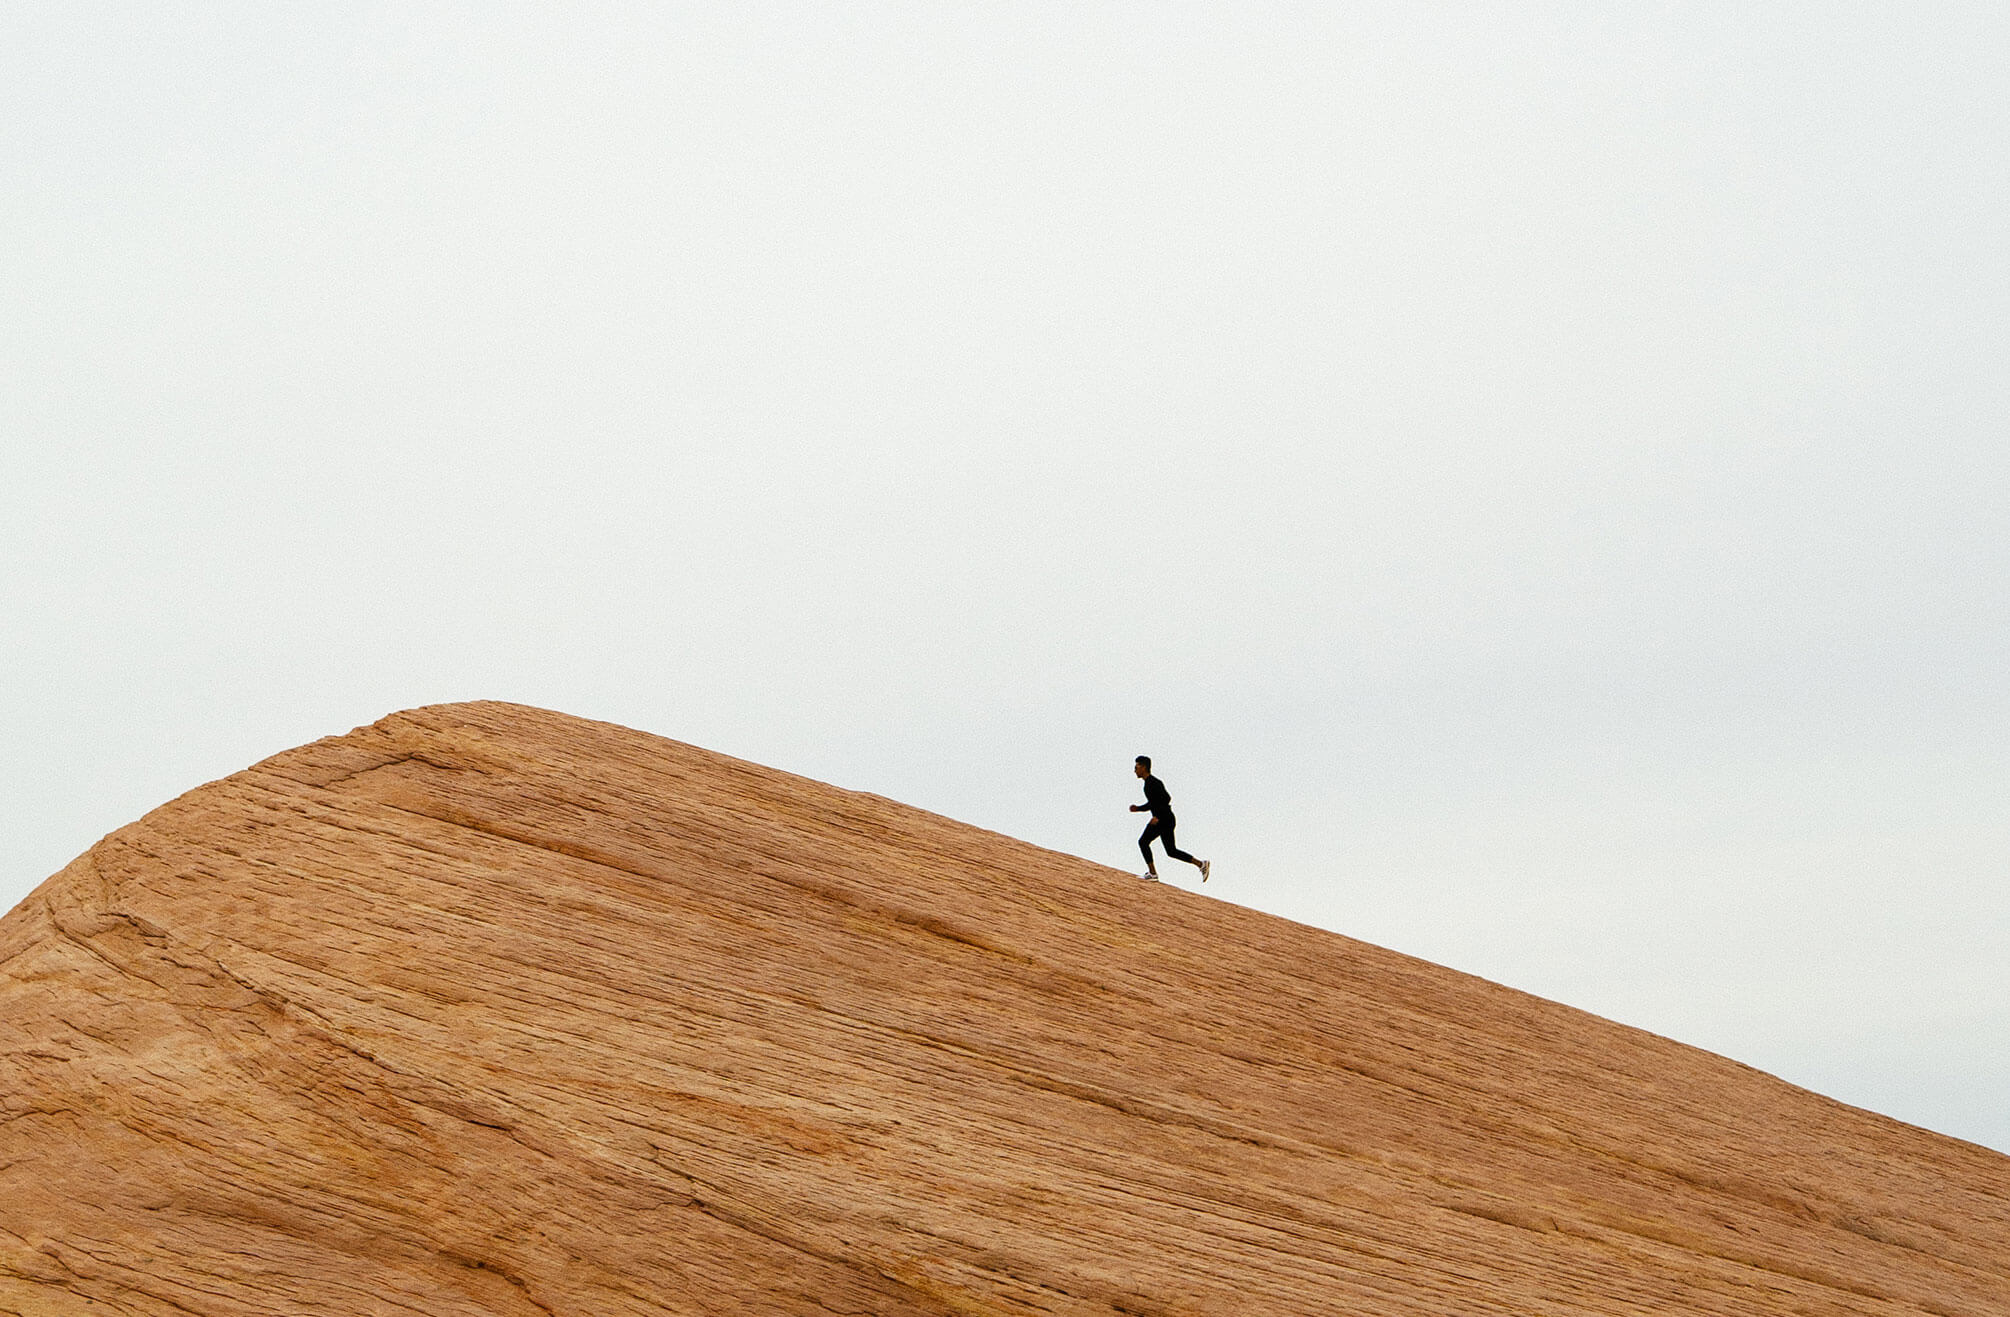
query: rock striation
[{"left": 2, "top": 702, "right": 2007, "bottom": 1316}]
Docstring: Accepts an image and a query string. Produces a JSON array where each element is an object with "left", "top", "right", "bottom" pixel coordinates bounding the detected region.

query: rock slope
[{"left": 2, "top": 702, "right": 2006, "bottom": 1316}]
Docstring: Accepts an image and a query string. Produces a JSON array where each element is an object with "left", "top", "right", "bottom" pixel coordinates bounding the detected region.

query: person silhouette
[{"left": 1130, "top": 755, "right": 1209, "bottom": 883}]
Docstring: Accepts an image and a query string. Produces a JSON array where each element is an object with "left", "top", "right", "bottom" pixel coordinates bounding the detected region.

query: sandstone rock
[{"left": 2, "top": 701, "right": 2005, "bottom": 1315}]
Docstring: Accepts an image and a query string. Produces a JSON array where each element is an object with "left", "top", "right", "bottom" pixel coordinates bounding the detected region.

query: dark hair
[{"left": 1135, "top": 755, "right": 1151, "bottom": 769}]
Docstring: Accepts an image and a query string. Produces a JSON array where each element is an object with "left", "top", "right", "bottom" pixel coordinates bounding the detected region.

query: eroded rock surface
[{"left": 2, "top": 702, "right": 2006, "bottom": 1315}]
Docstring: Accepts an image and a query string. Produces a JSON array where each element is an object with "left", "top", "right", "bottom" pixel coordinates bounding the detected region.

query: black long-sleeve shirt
[{"left": 1140, "top": 774, "right": 1174, "bottom": 823}]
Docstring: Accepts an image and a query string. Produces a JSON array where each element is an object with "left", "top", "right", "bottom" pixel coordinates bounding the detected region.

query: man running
[{"left": 1130, "top": 755, "right": 1210, "bottom": 883}]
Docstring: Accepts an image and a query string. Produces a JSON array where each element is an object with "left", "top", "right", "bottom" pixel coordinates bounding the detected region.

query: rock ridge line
[{"left": 2, "top": 701, "right": 2006, "bottom": 1315}]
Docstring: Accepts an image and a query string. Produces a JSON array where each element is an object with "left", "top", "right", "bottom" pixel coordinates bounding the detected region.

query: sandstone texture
[{"left": 2, "top": 702, "right": 2006, "bottom": 1316}]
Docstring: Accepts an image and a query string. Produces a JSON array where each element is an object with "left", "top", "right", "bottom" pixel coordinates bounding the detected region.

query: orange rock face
[{"left": 2, "top": 702, "right": 2006, "bottom": 1316}]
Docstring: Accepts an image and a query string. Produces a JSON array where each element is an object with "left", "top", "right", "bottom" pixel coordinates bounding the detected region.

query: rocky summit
[{"left": 2, "top": 702, "right": 2006, "bottom": 1316}]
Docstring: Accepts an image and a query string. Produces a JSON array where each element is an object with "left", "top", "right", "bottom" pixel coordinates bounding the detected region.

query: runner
[{"left": 1130, "top": 756, "right": 1210, "bottom": 883}]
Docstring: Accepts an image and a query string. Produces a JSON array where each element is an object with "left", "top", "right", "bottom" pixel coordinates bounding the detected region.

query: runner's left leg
[{"left": 1139, "top": 821, "right": 1163, "bottom": 869}]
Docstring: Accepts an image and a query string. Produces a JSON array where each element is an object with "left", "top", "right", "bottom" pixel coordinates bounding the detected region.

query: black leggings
[{"left": 1139, "top": 818, "right": 1197, "bottom": 867}]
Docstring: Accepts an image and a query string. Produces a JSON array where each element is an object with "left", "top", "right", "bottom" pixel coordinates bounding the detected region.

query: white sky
[{"left": 5, "top": 4, "right": 2007, "bottom": 1153}]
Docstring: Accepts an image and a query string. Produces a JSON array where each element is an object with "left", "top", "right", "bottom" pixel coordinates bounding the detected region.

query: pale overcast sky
[{"left": 5, "top": 4, "right": 2007, "bottom": 1153}]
